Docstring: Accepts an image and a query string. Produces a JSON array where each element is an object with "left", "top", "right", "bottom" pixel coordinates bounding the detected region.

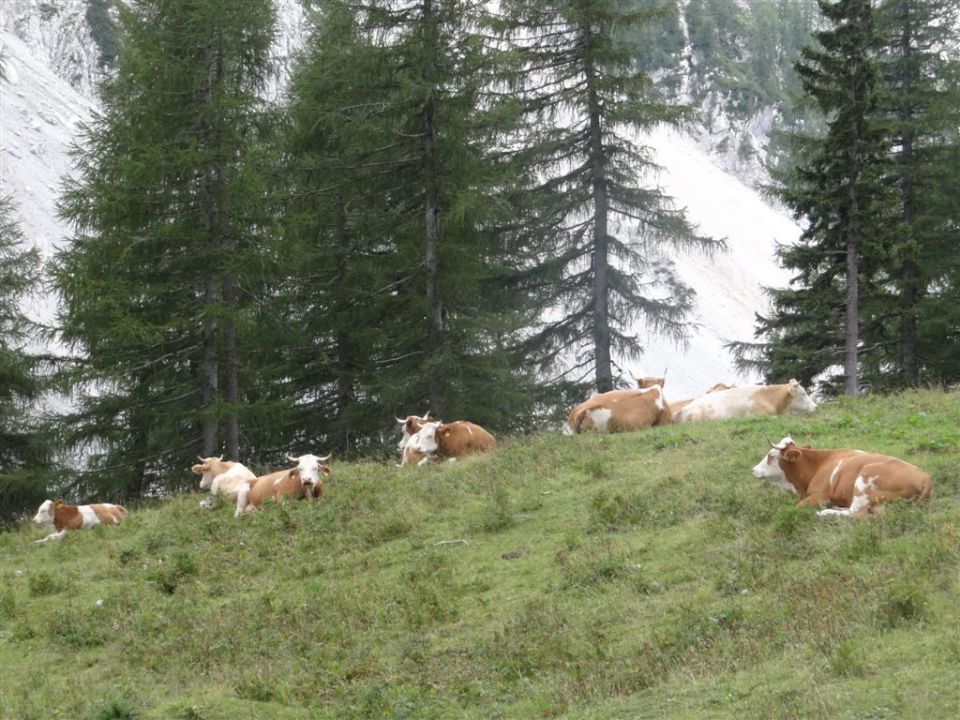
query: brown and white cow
[
  {"left": 32, "top": 499, "right": 127, "bottom": 543},
  {"left": 668, "top": 382, "right": 736, "bottom": 416},
  {"left": 395, "top": 412, "right": 435, "bottom": 458},
  {"left": 674, "top": 379, "right": 816, "bottom": 423},
  {"left": 751, "top": 437, "right": 932, "bottom": 517},
  {"left": 235, "top": 453, "right": 331, "bottom": 515},
  {"left": 401, "top": 420, "right": 497, "bottom": 466},
  {"left": 192, "top": 456, "right": 256, "bottom": 509},
  {"left": 563, "top": 385, "right": 671, "bottom": 435}
]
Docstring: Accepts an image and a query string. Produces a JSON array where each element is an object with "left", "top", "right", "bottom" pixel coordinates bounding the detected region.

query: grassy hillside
[{"left": 2, "top": 390, "right": 958, "bottom": 720}]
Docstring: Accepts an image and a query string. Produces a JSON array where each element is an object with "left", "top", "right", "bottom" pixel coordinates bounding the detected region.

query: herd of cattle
[{"left": 29, "top": 376, "right": 933, "bottom": 542}]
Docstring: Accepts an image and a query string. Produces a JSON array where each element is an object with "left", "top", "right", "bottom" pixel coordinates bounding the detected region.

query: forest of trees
[{"left": 0, "top": 0, "right": 957, "bottom": 514}]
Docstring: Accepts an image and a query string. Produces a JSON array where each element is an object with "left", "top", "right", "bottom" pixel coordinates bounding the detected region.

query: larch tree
[
  {"left": 53, "top": 0, "right": 277, "bottom": 498},
  {"left": 500, "top": 0, "right": 719, "bottom": 394},
  {"left": 0, "top": 196, "right": 54, "bottom": 520}
]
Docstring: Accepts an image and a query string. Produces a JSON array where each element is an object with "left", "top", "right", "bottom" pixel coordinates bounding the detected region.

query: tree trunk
[
  {"left": 422, "top": 0, "right": 444, "bottom": 416},
  {"left": 583, "top": 22, "right": 613, "bottom": 393},
  {"left": 223, "top": 273, "right": 239, "bottom": 459},
  {"left": 897, "top": 12, "right": 919, "bottom": 387},
  {"left": 200, "top": 44, "right": 219, "bottom": 455},
  {"left": 333, "top": 193, "right": 354, "bottom": 453}
]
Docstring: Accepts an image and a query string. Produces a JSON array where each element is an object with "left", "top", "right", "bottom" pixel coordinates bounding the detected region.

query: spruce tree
[
  {"left": 501, "top": 0, "right": 718, "bottom": 394},
  {"left": 871, "top": 0, "right": 960, "bottom": 387},
  {"left": 0, "top": 196, "right": 53, "bottom": 520},
  {"left": 734, "top": 0, "right": 889, "bottom": 395},
  {"left": 275, "top": 0, "right": 546, "bottom": 447},
  {"left": 53, "top": 0, "right": 277, "bottom": 498}
]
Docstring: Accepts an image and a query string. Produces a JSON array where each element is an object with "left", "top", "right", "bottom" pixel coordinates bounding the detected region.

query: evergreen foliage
[
  {"left": 53, "top": 0, "right": 278, "bottom": 499},
  {"left": 277, "top": 0, "right": 546, "bottom": 450},
  {"left": 499, "top": 0, "right": 720, "bottom": 394},
  {"left": 868, "top": 0, "right": 960, "bottom": 388},
  {"left": 734, "top": 0, "right": 960, "bottom": 394},
  {"left": 0, "top": 196, "right": 53, "bottom": 522}
]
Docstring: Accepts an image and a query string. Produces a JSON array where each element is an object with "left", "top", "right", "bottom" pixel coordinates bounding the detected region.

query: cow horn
[
  {"left": 396, "top": 417, "right": 406, "bottom": 424},
  {"left": 197, "top": 456, "right": 205, "bottom": 462},
  {"left": 217, "top": 455, "right": 224, "bottom": 461},
  {"left": 767, "top": 438, "right": 777, "bottom": 448},
  {"left": 317, "top": 453, "right": 332, "bottom": 462},
  {"left": 287, "top": 453, "right": 299, "bottom": 462},
  {"left": 423, "top": 411, "right": 433, "bottom": 420}
]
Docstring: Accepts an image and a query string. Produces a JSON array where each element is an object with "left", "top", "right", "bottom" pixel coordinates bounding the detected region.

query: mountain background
[{"left": 0, "top": 0, "right": 813, "bottom": 399}]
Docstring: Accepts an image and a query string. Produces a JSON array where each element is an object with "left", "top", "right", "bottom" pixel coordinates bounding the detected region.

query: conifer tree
[
  {"left": 53, "top": 0, "right": 277, "bottom": 498},
  {"left": 871, "top": 0, "right": 960, "bottom": 387},
  {"left": 0, "top": 196, "right": 53, "bottom": 520},
  {"left": 277, "top": 0, "right": 544, "bottom": 446},
  {"left": 734, "top": 0, "right": 889, "bottom": 395},
  {"left": 501, "top": 0, "right": 718, "bottom": 394},
  {"left": 735, "top": 0, "right": 959, "bottom": 393}
]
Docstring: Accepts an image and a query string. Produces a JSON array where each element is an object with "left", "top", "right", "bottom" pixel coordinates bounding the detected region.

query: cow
[
  {"left": 32, "top": 499, "right": 127, "bottom": 543},
  {"left": 235, "top": 453, "right": 331, "bottom": 515},
  {"left": 401, "top": 420, "right": 497, "bottom": 466},
  {"left": 395, "top": 412, "right": 435, "bottom": 457},
  {"left": 192, "top": 456, "right": 257, "bottom": 509},
  {"left": 674, "top": 379, "right": 816, "bottom": 423},
  {"left": 563, "top": 385, "right": 671, "bottom": 435},
  {"left": 751, "top": 437, "right": 933, "bottom": 517},
  {"left": 668, "top": 382, "right": 736, "bottom": 416}
]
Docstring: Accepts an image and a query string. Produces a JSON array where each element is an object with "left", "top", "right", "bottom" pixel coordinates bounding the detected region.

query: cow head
[
  {"left": 633, "top": 371, "right": 666, "bottom": 389},
  {"left": 751, "top": 437, "right": 800, "bottom": 494},
  {"left": 395, "top": 412, "right": 433, "bottom": 452},
  {"left": 192, "top": 455, "right": 225, "bottom": 490},
  {"left": 286, "top": 453, "right": 332, "bottom": 498},
  {"left": 410, "top": 421, "right": 441, "bottom": 458},
  {"left": 786, "top": 379, "right": 817, "bottom": 413},
  {"left": 32, "top": 499, "right": 56, "bottom": 526}
]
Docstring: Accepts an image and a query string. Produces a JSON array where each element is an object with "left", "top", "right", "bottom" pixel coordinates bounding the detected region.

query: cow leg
[
  {"left": 417, "top": 456, "right": 431, "bottom": 466},
  {"left": 36, "top": 529, "right": 68, "bottom": 543},
  {"left": 199, "top": 495, "right": 214, "bottom": 509},
  {"left": 816, "top": 507, "right": 852, "bottom": 517},
  {"left": 235, "top": 486, "right": 250, "bottom": 518}
]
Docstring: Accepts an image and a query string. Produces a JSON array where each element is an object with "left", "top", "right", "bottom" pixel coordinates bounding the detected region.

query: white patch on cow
[
  {"left": 847, "top": 474, "right": 876, "bottom": 516},
  {"left": 751, "top": 445, "right": 796, "bottom": 494},
  {"left": 829, "top": 460, "right": 844, "bottom": 492},
  {"left": 587, "top": 407, "right": 613, "bottom": 432},
  {"left": 32, "top": 500, "right": 54, "bottom": 526},
  {"left": 78, "top": 505, "right": 100, "bottom": 528},
  {"left": 412, "top": 423, "right": 441, "bottom": 456}
]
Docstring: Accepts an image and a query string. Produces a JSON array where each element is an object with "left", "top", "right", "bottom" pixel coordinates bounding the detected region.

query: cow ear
[
  {"left": 783, "top": 448, "right": 801, "bottom": 463},
  {"left": 320, "top": 465, "right": 332, "bottom": 476},
  {"left": 288, "top": 468, "right": 300, "bottom": 480}
]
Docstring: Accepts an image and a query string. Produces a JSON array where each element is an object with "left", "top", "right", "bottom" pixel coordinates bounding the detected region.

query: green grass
[{"left": 2, "top": 389, "right": 958, "bottom": 719}]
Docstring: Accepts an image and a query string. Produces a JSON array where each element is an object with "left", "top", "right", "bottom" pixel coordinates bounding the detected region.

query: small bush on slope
[{"left": 0, "top": 390, "right": 957, "bottom": 719}]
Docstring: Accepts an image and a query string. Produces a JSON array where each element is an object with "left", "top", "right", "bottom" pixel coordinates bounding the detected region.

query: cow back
[{"left": 436, "top": 421, "right": 496, "bottom": 457}]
